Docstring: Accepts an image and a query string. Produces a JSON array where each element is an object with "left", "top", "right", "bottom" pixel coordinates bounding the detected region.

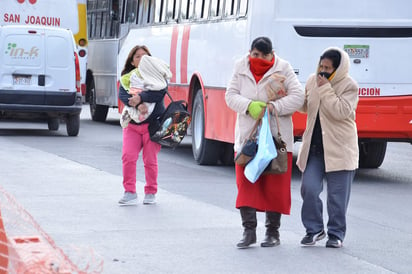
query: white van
[{"left": 0, "top": 25, "right": 82, "bottom": 136}]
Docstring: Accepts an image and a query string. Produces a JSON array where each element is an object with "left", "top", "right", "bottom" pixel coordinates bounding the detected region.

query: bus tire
[
  {"left": 85, "top": 70, "right": 93, "bottom": 103},
  {"left": 47, "top": 117, "right": 59, "bottom": 131},
  {"left": 358, "top": 140, "right": 387, "bottom": 168},
  {"left": 192, "top": 91, "right": 221, "bottom": 165},
  {"left": 88, "top": 77, "right": 108, "bottom": 122},
  {"left": 66, "top": 114, "right": 80, "bottom": 136},
  {"left": 220, "top": 142, "right": 234, "bottom": 166}
]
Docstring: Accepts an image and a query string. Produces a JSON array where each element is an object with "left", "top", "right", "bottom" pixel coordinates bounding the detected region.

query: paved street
[{"left": 0, "top": 107, "right": 411, "bottom": 273}]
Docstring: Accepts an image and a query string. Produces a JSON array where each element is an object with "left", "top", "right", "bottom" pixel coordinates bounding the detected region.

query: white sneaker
[
  {"left": 143, "top": 194, "right": 156, "bottom": 205},
  {"left": 118, "top": 192, "right": 137, "bottom": 206}
]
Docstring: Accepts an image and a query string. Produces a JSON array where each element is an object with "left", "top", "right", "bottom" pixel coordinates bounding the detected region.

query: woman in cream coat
[
  {"left": 297, "top": 47, "right": 359, "bottom": 248},
  {"left": 226, "top": 37, "right": 304, "bottom": 249}
]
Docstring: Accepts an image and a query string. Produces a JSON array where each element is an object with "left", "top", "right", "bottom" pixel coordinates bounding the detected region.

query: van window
[
  {"left": 47, "top": 36, "right": 71, "bottom": 68},
  {"left": 4, "top": 34, "right": 42, "bottom": 67}
]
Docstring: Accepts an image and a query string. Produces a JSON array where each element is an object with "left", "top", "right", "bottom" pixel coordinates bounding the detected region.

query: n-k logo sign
[{"left": 5, "top": 43, "right": 39, "bottom": 59}]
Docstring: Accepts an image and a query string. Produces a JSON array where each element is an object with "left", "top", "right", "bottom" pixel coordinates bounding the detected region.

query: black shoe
[
  {"left": 261, "top": 235, "right": 280, "bottom": 247},
  {"left": 300, "top": 230, "right": 326, "bottom": 246},
  {"left": 236, "top": 230, "right": 256, "bottom": 249},
  {"left": 326, "top": 235, "right": 343, "bottom": 248}
]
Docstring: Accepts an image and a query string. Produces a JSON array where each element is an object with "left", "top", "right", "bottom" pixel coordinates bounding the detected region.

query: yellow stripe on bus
[{"left": 74, "top": 3, "right": 88, "bottom": 46}]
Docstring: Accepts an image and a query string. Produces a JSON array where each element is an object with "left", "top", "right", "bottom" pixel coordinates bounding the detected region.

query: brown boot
[
  {"left": 261, "top": 211, "right": 281, "bottom": 247},
  {"left": 237, "top": 207, "right": 257, "bottom": 249}
]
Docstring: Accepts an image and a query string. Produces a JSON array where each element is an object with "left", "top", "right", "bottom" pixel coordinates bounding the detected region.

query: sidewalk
[{"left": 0, "top": 137, "right": 394, "bottom": 274}]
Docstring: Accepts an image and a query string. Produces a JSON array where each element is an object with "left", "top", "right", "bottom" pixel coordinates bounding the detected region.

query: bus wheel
[
  {"left": 66, "top": 114, "right": 80, "bottom": 136},
  {"left": 220, "top": 142, "right": 234, "bottom": 166},
  {"left": 88, "top": 78, "right": 108, "bottom": 122},
  {"left": 192, "top": 91, "right": 221, "bottom": 165},
  {"left": 359, "top": 141, "right": 387, "bottom": 168},
  {"left": 47, "top": 117, "right": 60, "bottom": 131}
]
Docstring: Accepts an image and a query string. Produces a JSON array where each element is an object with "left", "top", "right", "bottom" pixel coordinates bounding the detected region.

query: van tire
[
  {"left": 66, "top": 114, "right": 80, "bottom": 136},
  {"left": 88, "top": 78, "right": 108, "bottom": 122},
  {"left": 47, "top": 118, "right": 60, "bottom": 131}
]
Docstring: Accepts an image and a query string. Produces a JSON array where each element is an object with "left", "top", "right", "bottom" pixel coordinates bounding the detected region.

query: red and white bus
[
  {"left": 1, "top": 0, "right": 89, "bottom": 97},
  {"left": 86, "top": 0, "right": 412, "bottom": 168}
]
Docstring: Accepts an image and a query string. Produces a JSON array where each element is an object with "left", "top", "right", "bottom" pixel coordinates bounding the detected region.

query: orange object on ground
[
  {"left": 0, "top": 210, "right": 8, "bottom": 274},
  {"left": 8, "top": 235, "right": 74, "bottom": 274}
]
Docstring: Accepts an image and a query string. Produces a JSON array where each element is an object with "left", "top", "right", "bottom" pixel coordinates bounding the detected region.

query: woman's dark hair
[
  {"left": 250, "top": 36, "right": 273, "bottom": 55},
  {"left": 320, "top": 49, "right": 341, "bottom": 70},
  {"left": 121, "top": 45, "right": 151, "bottom": 76}
]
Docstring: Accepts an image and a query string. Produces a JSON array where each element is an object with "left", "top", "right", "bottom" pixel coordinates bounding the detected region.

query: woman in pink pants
[{"left": 118, "top": 45, "right": 168, "bottom": 205}]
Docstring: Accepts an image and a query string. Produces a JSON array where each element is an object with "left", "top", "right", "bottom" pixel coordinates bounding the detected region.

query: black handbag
[
  {"left": 234, "top": 111, "right": 262, "bottom": 166},
  {"left": 149, "top": 90, "right": 191, "bottom": 148}
]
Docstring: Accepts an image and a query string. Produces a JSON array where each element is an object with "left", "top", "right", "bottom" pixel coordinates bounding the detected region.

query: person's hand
[
  {"left": 138, "top": 103, "right": 148, "bottom": 114},
  {"left": 128, "top": 94, "right": 141, "bottom": 107},
  {"left": 317, "top": 74, "right": 329, "bottom": 87},
  {"left": 247, "top": 101, "right": 266, "bottom": 120}
]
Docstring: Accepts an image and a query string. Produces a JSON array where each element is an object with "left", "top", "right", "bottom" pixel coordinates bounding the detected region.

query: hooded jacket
[
  {"left": 296, "top": 47, "right": 359, "bottom": 172},
  {"left": 225, "top": 53, "right": 304, "bottom": 153}
]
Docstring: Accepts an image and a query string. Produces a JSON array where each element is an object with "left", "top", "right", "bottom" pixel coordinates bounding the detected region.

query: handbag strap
[
  {"left": 247, "top": 118, "right": 261, "bottom": 140},
  {"left": 162, "top": 80, "right": 173, "bottom": 102},
  {"left": 270, "top": 105, "right": 282, "bottom": 137},
  {"left": 247, "top": 108, "right": 266, "bottom": 140},
  {"left": 165, "top": 88, "right": 174, "bottom": 102}
]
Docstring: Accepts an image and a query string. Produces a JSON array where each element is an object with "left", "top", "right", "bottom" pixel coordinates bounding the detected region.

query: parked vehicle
[
  {"left": 0, "top": 0, "right": 89, "bottom": 98},
  {"left": 0, "top": 25, "right": 82, "bottom": 136}
]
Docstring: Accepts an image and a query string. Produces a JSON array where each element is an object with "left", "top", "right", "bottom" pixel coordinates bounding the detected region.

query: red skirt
[{"left": 235, "top": 152, "right": 292, "bottom": 214}]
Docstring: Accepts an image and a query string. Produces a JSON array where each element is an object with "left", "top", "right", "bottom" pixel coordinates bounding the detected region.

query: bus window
[
  {"left": 88, "top": 13, "right": 95, "bottom": 38},
  {"left": 166, "top": 0, "right": 178, "bottom": 22},
  {"left": 143, "top": 0, "right": 155, "bottom": 24},
  {"left": 223, "top": 0, "right": 247, "bottom": 18},
  {"left": 180, "top": 0, "right": 188, "bottom": 20},
  {"left": 102, "top": 9, "right": 108, "bottom": 37},
  {"left": 238, "top": 0, "right": 247, "bottom": 17},
  {"left": 224, "top": 0, "right": 236, "bottom": 17},
  {"left": 209, "top": 0, "right": 223, "bottom": 18},
  {"left": 88, "top": 0, "right": 97, "bottom": 9},
  {"left": 95, "top": 12, "right": 102, "bottom": 37},
  {"left": 109, "top": 0, "right": 120, "bottom": 37},
  {"left": 125, "top": 0, "right": 138, "bottom": 23},
  {"left": 180, "top": 0, "right": 195, "bottom": 20},
  {"left": 154, "top": 0, "right": 166, "bottom": 23},
  {"left": 135, "top": 0, "right": 151, "bottom": 25},
  {"left": 194, "top": 0, "right": 209, "bottom": 20},
  {"left": 87, "top": 0, "right": 96, "bottom": 38}
]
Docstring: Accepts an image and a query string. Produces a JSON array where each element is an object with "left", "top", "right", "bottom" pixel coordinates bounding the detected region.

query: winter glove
[{"left": 247, "top": 101, "right": 266, "bottom": 120}]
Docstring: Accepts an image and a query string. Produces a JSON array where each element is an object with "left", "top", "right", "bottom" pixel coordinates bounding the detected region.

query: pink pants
[{"left": 122, "top": 123, "right": 161, "bottom": 194}]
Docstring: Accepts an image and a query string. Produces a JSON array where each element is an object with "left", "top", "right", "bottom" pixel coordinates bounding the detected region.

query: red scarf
[{"left": 249, "top": 56, "right": 275, "bottom": 83}]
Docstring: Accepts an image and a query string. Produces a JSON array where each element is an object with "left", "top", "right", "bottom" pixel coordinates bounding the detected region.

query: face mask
[{"left": 318, "top": 71, "right": 332, "bottom": 79}]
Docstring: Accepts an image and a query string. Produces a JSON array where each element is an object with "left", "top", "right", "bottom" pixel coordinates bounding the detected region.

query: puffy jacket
[{"left": 296, "top": 47, "right": 359, "bottom": 172}]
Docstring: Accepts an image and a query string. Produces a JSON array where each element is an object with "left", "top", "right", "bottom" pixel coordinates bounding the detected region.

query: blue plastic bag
[{"left": 244, "top": 109, "right": 277, "bottom": 183}]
